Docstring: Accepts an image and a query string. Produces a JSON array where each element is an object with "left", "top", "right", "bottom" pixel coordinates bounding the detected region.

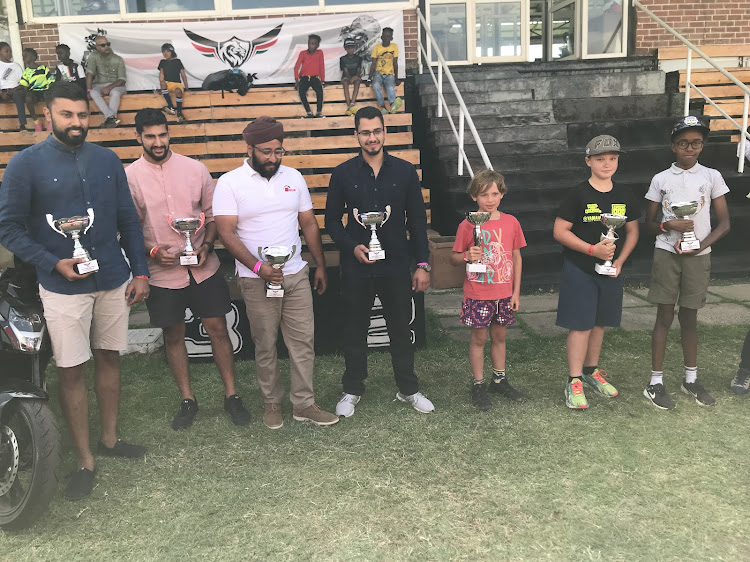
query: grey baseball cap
[{"left": 585, "top": 135, "right": 622, "bottom": 157}]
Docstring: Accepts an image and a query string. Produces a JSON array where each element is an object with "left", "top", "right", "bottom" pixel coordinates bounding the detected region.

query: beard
[
  {"left": 361, "top": 141, "right": 383, "bottom": 157},
  {"left": 252, "top": 151, "right": 280, "bottom": 179},
  {"left": 52, "top": 122, "right": 87, "bottom": 148},
  {"left": 144, "top": 142, "right": 170, "bottom": 162}
]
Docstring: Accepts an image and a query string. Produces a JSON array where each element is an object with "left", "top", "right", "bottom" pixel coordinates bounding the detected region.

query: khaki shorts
[
  {"left": 647, "top": 248, "right": 711, "bottom": 310},
  {"left": 39, "top": 282, "right": 129, "bottom": 368}
]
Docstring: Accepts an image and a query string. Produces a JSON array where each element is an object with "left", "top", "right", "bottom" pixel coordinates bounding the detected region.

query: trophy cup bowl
[
  {"left": 465, "top": 211, "right": 492, "bottom": 273},
  {"left": 258, "top": 245, "right": 297, "bottom": 298},
  {"left": 168, "top": 213, "right": 205, "bottom": 265},
  {"left": 594, "top": 213, "right": 627, "bottom": 276},
  {"left": 671, "top": 200, "right": 701, "bottom": 251},
  {"left": 46, "top": 208, "right": 99, "bottom": 274},
  {"left": 353, "top": 206, "right": 391, "bottom": 261}
]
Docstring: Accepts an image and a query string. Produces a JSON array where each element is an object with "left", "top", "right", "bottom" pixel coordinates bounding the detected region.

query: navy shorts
[
  {"left": 146, "top": 270, "right": 231, "bottom": 328},
  {"left": 555, "top": 257, "right": 624, "bottom": 331}
]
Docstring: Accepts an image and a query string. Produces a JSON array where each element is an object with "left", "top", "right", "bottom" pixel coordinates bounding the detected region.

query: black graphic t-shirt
[
  {"left": 339, "top": 54, "right": 362, "bottom": 78},
  {"left": 557, "top": 180, "right": 640, "bottom": 274},
  {"left": 158, "top": 58, "right": 185, "bottom": 83}
]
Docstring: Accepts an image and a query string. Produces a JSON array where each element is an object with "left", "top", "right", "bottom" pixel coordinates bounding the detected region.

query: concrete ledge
[{"left": 125, "top": 328, "right": 163, "bottom": 355}]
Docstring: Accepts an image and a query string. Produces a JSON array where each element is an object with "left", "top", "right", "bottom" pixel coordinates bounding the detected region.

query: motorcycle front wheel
[{"left": 0, "top": 399, "right": 61, "bottom": 530}]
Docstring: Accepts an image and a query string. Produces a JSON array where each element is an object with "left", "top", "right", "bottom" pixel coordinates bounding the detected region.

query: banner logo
[{"left": 184, "top": 24, "right": 283, "bottom": 69}]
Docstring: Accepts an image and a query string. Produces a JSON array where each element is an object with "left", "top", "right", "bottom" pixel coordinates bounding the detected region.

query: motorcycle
[{"left": 0, "top": 260, "right": 60, "bottom": 530}]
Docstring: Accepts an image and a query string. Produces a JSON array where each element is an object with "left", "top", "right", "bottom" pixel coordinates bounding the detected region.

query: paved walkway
[{"left": 427, "top": 283, "right": 750, "bottom": 341}]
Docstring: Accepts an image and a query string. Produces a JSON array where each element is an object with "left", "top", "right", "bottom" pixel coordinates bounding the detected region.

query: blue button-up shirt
[{"left": 0, "top": 135, "right": 149, "bottom": 294}]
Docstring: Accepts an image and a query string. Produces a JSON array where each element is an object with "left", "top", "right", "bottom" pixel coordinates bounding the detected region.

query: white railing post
[
  {"left": 437, "top": 64, "right": 443, "bottom": 118},
  {"left": 417, "top": 14, "right": 423, "bottom": 76},
  {"left": 740, "top": 93, "right": 749, "bottom": 174},
  {"left": 458, "top": 111, "right": 465, "bottom": 176},
  {"left": 684, "top": 46, "right": 692, "bottom": 117}
]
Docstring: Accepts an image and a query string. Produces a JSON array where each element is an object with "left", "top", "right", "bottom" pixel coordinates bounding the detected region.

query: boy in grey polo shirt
[{"left": 643, "top": 116, "right": 731, "bottom": 410}]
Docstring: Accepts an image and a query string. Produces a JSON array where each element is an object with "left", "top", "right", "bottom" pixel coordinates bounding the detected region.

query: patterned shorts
[{"left": 459, "top": 297, "right": 516, "bottom": 328}]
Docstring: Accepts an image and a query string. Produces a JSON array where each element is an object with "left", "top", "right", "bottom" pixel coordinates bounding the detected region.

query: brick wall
[
  {"left": 19, "top": 10, "right": 420, "bottom": 71},
  {"left": 635, "top": 0, "right": 750, "bottom": 53}
]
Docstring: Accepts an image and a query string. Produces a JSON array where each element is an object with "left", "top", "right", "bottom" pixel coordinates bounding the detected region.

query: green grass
[{"left": 1, "top": 315, "right": 749, "bottom": 561}]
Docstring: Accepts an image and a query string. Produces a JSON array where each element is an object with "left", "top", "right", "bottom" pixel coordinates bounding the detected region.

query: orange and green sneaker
[
  {"left": 582, "top": 369, "right": 618, "bottom": 398},
  {"left": 565, "top": 378, "right": 588, "bottom": 409}
]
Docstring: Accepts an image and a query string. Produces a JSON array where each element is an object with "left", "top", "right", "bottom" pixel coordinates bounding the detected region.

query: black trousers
[
  {"left": 298, "top": 76, "right": 323, "bottom": 113},
  {"left": 2, "top": 89, "right": 28, "bottom": 128},
  {"left": 340, "top": 274, "right": 419, "bottom": 396},
  {"left": 740, "top": 330, "right": 750, "bottom": 371}
]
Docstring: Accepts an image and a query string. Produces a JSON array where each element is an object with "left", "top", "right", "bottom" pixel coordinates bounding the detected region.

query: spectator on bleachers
[
  {"left": 367, "top": 27, "right": 402, "bottom": 115},
  {"left": 19, "top": 48, "right": 55, "bottom": 132},
  {"left": 86, "top": 35, "right": 127, "bottom": 128},
  {"left": 158, "top": 43, "right": 188, "bottom": 123},
  {"left": 294, "top": 34, "right": 325, "bottom": 118},
  {"left": 340, "top": 37, "right": 362, "bottom": 116},
  {"left": 54, "top": 44, "right": 86, "bottom": 94},
  {"left": 0, "top": 42, "right": 27, "bottom": 132}
]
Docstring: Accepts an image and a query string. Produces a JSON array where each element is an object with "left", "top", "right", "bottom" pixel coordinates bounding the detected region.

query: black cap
[
  {"left": 343, "top": 38, "right": 356, "bottom": 48},
  {"left": 671, "top": 116, "right": 709, "bottom": 139},
  {"left": 161, "top": 43, "right": 176, "bottom": 53}
]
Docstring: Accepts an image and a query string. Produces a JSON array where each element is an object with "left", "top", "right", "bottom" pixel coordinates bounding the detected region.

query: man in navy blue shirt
[
  {"left": 325, "top": 106, "right": 433, "bottom": 418},
  {"left": 0, "top": 82, "right": 150, "bottom": 500}
]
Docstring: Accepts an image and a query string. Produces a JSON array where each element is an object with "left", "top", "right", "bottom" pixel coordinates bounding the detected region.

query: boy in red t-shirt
[
  {"left": 294, "top": 34, "right": 325, "bottom": 118},
  {"left": 451, "top": 169, "right": 526, "bottom": 411}
]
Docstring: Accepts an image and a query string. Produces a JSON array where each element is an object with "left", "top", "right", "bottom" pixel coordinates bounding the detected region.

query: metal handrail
[
  {"left": 634, "top": 0, "right": 750, "bottom": 173},
  {"left": 415, "top": 7, "right": 493, "bottom": 177}
]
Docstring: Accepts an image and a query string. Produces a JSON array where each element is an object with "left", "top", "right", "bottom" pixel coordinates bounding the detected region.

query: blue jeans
[{"left": 372, "top": 72, "right": 396, "bottom": 107}]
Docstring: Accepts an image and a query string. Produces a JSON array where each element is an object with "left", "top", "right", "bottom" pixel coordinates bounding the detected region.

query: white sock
[
  {"left": 650, "top": 371, "right": 663, "bottom": 386},
  {"left": 684, "top": 366, "right": 698, "bottom": 384}
]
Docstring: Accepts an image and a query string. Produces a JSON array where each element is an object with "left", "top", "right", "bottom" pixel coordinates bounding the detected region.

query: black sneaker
[
  {"left": 97, "top": 439, "right": 147, "bottom": 459},
  {"left": 176, "top": 111, "right": 185, "bottom": 123},
  {"left": 731, "top": 367, "right": 750, "bottom": 395},
  {"left": 173, "top": 397, "right": 199, "bottom": 430},
  {"left": 643, "top": 383, "right": 675, "bottom": 410},
  {"left": 65, "top": 468, "right": 95, "bottom": 501},
  {"left": 488, "top": 378, "right": 524, "bottom": 402},
  {"left": 224, "top": 394, "right": 251, "bottom": 426},
  {"left": 471, "top": 383, "right": 492, "bottom": 412},
  {"left": 681, "top": 380, "right": 716, "bottom": 406}
]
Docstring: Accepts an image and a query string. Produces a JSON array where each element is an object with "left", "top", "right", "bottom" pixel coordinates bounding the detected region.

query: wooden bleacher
[
  {"left": 659, "top": 44, "right": 750, "bottom": 142},
  {"left": 0, "top": 84, "right": 430, "bottom": 247}
]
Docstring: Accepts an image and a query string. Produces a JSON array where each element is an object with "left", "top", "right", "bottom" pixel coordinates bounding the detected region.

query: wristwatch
[
  {"left": 203, "top": 241, "right": 215, "bottom": 253},
  {"left": 416, "top": 263, "right": 432, "bottom": 273}
]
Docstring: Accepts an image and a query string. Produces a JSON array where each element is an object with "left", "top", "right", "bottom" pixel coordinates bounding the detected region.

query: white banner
[{"left": 58, "top": 12, "right": 404, "bottom": 91}]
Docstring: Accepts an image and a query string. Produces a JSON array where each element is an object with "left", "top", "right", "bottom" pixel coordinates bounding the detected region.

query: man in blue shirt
[{"left": 0, "top": 82, "right": 150, "bottom": 500}]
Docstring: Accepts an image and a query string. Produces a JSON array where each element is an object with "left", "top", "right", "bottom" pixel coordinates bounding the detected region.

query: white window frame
[
  {"left": 472, "top": 0, "right": 528, "bottom": 63},
  {"left": 580, "top": 0, "right": 628, "bottom": 59}
]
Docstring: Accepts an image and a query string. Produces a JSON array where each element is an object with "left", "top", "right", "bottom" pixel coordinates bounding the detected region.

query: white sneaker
[
  {"left": 396, "top": 392, "right": 435, "bottom": 413},
  {"left": 335, "top": 393, "right": 360, "bottom": 417}
]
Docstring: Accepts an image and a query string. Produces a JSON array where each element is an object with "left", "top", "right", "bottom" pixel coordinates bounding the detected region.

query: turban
[{"left": 242, "top": 116, "right": 284, "bottom": 146}]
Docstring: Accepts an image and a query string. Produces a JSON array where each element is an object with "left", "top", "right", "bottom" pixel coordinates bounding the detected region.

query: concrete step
[
  {"left": 425, "top": 99, "right": 555, "bottom": 119},
  {"left": 419, "top": 89, "right": 534, "bottom": 106},
  {"left": 552, "top": 94, "right": 684, "bottom": 122},
  {"left": 428, "top": 113, "right": 553, "bottom": 132},
  {"left": 432, "top": 124, "right": 567, "bottom": 146}
]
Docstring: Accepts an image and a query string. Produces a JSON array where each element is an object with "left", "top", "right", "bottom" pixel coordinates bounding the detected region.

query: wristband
[
  {"left": 587, "top": 244, "right": 594, "bottom": 256},
  {"left": 134, "top": 275, "right": 148, "bottom": 280},
  {"left": 252, "top": 261, "right": 263, "bottom": 275},
  {"left": 87, "top": 88, "right": 91, "bottom": 92},
  {"left": 149, "top": 246, "right": 158, "bottom": 258},
  {"left": 659, "top": 222, "right": 667, "bottom": 233},
  {"left": 417, "top": 262, "right": 428, "bottom": 266}
]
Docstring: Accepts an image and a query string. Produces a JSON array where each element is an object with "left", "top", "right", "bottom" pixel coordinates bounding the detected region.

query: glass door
[
  {"left": 582, "top": 0, "right": 628, "bottom": 58},
  {"left": 545, "top": 0, "right": 579, "bottom": 60},
  {"left": 473, "top": 0, "right": 527, "bottom": 62}
]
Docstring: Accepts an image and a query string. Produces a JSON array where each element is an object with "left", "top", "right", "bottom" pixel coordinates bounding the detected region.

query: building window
[
  {"left": 231, "top": 0, "right": 318, "bottom": 9},
  {"left": 31, "top": 0, "right": 119, "bottom": 18},
  {"left": 429, "top": 3, "right": 467, "bottom": 62},
  {"left": 126, "top": 0, "right": 215, "bottom": 13}
]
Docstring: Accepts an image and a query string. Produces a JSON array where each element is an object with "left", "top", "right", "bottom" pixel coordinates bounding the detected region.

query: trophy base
[
  {"left": 180, "top": 254, "right": 199, "bottom": 266},
  {"left": 368, "top": 249, "right": 385, "bottom": 261},
  {"left": 595, "top": 263, "right": 617, "bottom": 276},
  {"left": 76, "top": 260, "right": 99, "bottom": 274},
  {"left": 466, "top": 263, "right": 487, "bottom": 273},
  {"left": 680, "top": 239, "right": 701, "bottom": 252},
  {"left": 266, "top": 287, "right": 284, "bottom": 298}
]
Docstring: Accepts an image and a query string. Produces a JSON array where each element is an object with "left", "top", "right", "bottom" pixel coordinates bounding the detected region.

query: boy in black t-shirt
[
  {"left": 158, "top": 43, "right": 188, "bottom": 122},
  {"left": 54, "top": 44, "right": 86, "bottom": 93},
  {"left": 340, "top": 38, "right": 362, "bottom": 116},
  {"left": 552, "top": 135, "right": 640, "bottom": 410}
]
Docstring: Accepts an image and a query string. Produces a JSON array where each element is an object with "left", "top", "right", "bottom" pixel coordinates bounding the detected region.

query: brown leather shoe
[
  {"left": 263, "top": 403, "right": 283, "bottom": 430},
  {"left": 292, "top": 403, "right": 339, "bottom": 426}
]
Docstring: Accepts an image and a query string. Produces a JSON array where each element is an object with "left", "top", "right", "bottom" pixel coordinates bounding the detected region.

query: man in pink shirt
[
  {"left": 293, "top": 34, "right": 325, "bottom": 118},
  {"left": 126, "top": 108, "right": 250, "bottom": 430}
]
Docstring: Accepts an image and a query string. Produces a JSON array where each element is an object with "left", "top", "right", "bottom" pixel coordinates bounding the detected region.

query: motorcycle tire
[{"left": 0, "top": 399, "right": 61, "bottom": 530}]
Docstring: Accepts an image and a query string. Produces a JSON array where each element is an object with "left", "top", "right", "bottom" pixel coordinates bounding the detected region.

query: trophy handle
[
  {"left": 289, "top": 245, "right": 297, "bottom": 259},
  {"left": 167, "top": 214, "right": 181, "bottom": 235},
  {"left": 381, "top": 205, "right": 392, "bottom": 226},
  {"left": 352, "top": 208, "right": 365, "bottom": 228},
  {"left": 258, "top": 246, "right": 266, "bottom": 261},
  {"left": 46, "top": 214, "right": 64, "bottom": 236},
  {"left": 196, "top": 213, "right": 206, "bottom": 233},
  {"left": 83, "top": 208, "right": 95, "bottom": 235}
]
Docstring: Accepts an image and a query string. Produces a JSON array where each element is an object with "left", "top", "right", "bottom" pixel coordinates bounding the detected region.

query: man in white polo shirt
[{"left": 213, "top": 116, "right": 338, "bottom": 429}]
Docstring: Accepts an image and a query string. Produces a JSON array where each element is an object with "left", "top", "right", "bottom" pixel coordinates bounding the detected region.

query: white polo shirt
[
  {"left": 213, "top": 160, "right": 313, "bottom": 278},
  {"left": 645, "top": 162, "right": 730, "bottom": 255}
]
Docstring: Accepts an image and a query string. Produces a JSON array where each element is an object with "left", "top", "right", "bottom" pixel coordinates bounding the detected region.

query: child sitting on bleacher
[
  {"left": 0, "top": 42, "right": 26, "bottom": 132},
  {"left": 294, "top": 34, "right": 324, "bottom": 118},
  {"left": 19, "top": 48, "right": 54, "bottom": 132},
  {"left": 158, "top": 43, "right": 188, "bottom": 123},
  {"left": 340, "top": 38, "right": 362, "bottom": 116}
]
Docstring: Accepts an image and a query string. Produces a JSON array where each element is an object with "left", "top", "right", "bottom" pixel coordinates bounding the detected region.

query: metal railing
[
  {"left": 415, "top": 7, "right": 492, "bottom": 177},
  {"left": 634, "top": 0, "right": 750, "bottom": 173}
]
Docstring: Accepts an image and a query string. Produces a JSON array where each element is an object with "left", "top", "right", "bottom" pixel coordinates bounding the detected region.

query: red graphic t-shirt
[{"left": 452, "top": 213, "right": 527, "bottom": 300}]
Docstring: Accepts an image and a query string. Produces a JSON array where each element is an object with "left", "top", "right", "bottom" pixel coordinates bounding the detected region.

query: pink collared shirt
[{"left": 126, "top": 151, "right": 220, "bottom": 289}]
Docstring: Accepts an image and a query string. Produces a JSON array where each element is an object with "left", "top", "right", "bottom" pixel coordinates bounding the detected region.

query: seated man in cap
[
  {"left": 340, "top": 38, "right": 362, "bottom": 116},
  {"left": 212, "top": 116, "right": 338, "bottom": 429}
]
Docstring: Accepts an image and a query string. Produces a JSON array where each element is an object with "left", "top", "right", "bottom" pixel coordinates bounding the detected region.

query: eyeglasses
[
  {"left": 254, "top": 147, "right": 286, "bottom": 157},
  {"left": 357, "top": 128, "right": 384, "bottom": 137},
  {"left": 675, "top": 139, "right": 704, "bottom": 149},
  {"left": 96, "top": 42, "right": 111, "bottom": 48}
]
